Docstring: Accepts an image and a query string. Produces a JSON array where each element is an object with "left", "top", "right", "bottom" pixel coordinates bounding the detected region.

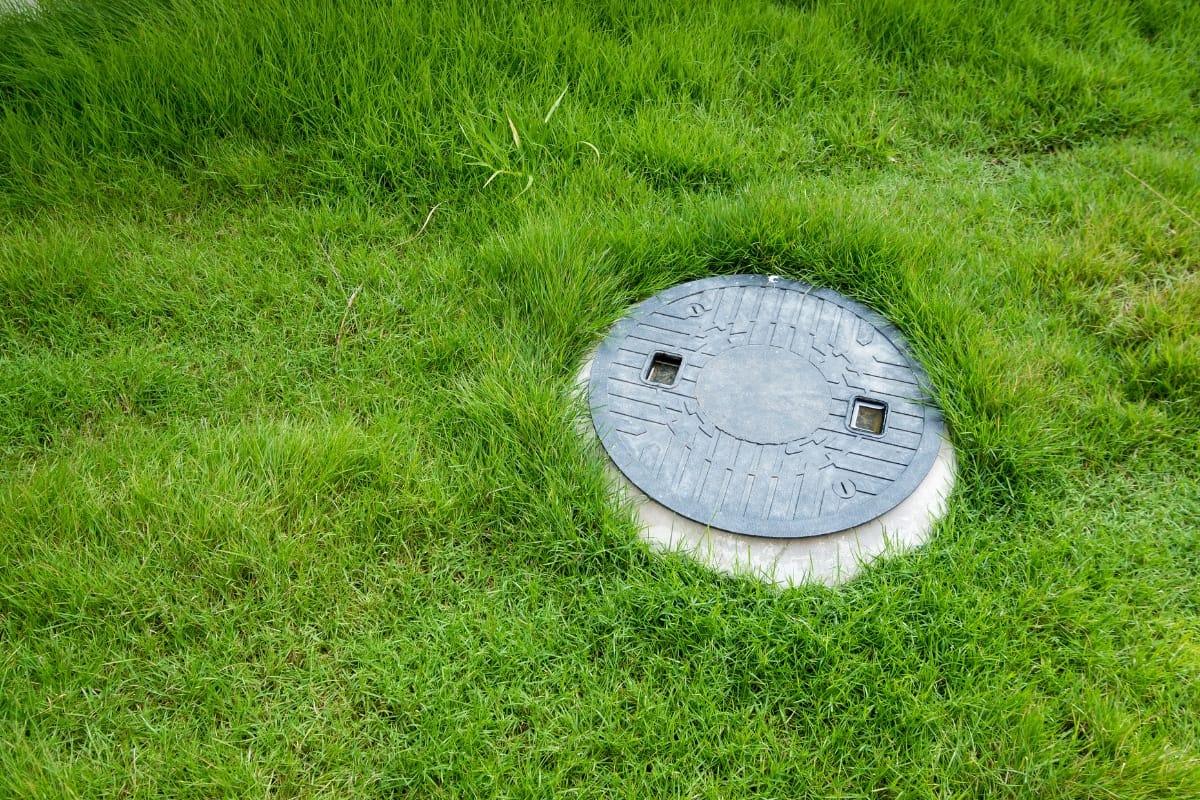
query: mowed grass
[{"left": 1, "top": 0, "right": 1199, "bottom": 796}]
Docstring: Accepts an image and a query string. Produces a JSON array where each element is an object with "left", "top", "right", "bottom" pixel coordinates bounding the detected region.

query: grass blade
[
  {"left": 506, "top": 114, "right": 521, "bottom": 150},
  {"left": 543, "top": 86, "right": 568, "bottom": 124}
]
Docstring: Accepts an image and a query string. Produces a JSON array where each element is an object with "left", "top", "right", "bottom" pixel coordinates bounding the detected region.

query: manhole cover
[{"left": 588, "top": 275, "right": 945, "bottom": 538}]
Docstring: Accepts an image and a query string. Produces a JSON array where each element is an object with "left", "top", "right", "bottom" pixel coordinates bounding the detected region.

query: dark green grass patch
[{"left": 2, "top": 1, "right": 1199, "bottom": 797}]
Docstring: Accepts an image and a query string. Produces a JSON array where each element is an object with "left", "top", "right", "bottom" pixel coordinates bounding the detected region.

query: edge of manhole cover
[{"left": 588, "top": 274, "right": 946, "bottom": 539}]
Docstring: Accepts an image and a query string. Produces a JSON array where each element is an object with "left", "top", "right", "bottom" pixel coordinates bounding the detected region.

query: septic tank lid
[{"left": 588, "top": 274, "right": 945, "bottom": 538}]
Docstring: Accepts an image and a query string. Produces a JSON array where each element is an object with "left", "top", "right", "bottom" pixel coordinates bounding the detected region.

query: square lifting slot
[
  {"left": 645, "top": 352, "right": 682, "bottom": 386},
  {"left": 849, "top": 398, "right": 887, "bottom": 435}
]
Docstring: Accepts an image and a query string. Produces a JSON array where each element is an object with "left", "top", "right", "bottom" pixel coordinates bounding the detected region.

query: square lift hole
[
  {"left": 645, "top": 352, "right": 682, "bottom": 386},
  {"left": 849, "top": 398, "right": 887, "bottom": 435}
]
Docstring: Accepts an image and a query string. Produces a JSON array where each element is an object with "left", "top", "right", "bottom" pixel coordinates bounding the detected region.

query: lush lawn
[{"left": 1, "top": 1, "right": 1198, "bottom": 796}]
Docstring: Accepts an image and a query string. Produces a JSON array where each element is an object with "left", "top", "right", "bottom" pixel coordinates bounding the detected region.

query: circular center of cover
[
  {"left": 695, "top": 347, "right": 830, "bottom": 444},
  {"left": 588, "top": 275, "right": 946, "bottom": 539}
]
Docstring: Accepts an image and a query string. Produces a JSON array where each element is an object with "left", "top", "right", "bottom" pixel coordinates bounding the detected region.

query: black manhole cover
[{"left": 588, "top": 275, "right": 945, "bottom": 538}]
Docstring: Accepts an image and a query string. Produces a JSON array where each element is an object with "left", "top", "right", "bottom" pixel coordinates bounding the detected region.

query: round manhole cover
[{"left": 588, "top": 275, "right": 946, "bottom": 538}]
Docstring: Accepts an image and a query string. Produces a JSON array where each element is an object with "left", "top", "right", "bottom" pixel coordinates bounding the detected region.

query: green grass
[{"left": 1, "top": 0, "right": 1199, "bottom": 796}]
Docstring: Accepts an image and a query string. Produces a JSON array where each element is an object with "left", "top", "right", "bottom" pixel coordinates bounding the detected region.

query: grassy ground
[{"left": 1, "top": 1, "right": 1198, "bottom": 797}]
